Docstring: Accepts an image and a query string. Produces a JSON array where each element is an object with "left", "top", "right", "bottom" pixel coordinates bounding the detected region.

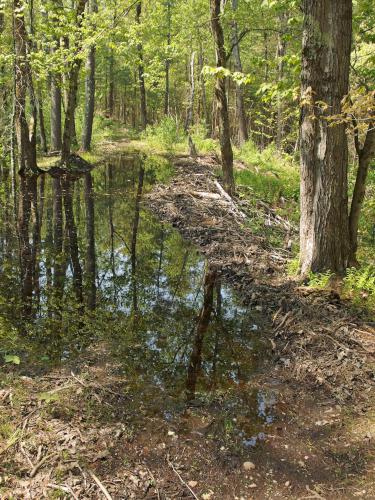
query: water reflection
[{"left": 0, "top": 154, "right": 275, "bottom": 442}]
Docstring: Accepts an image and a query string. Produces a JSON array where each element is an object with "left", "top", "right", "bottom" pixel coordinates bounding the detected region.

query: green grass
[{"left": 235, "top": 140, "right": 300, "bottom": 204}]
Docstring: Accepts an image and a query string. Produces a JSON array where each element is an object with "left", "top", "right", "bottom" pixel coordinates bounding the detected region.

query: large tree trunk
[
  {"left": 210, "top": 0, "right": 235, "bottom": 195},
  {"left": 136, "top": 2, "right": 147, "bottom": 129},
  {"left": 299, "top": 0, "right": 352, "bottom": 275},
  {"left": 61, "top": 0, "right": 87, "bottom": 163},
  {"left": 82, "top": 0, "right": 98, "bottom": 151},
  {"left": 231, "top": 0, "right": 248, "bottom": 145},
  {"left": 349, "top": 124, "right": 375, "bottom": 265},
  {"left": 13, "top": 0, "right": 38, "bottom": 176}
]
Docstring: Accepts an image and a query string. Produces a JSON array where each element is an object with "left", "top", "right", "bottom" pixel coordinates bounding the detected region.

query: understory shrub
[{"left": 142, "top": 117, "right": 184, "bottom": 154}]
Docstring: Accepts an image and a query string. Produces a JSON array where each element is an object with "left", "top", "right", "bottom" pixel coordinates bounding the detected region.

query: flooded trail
[{"left": 0, "top": 153, "right": 374, "bottom": 499}]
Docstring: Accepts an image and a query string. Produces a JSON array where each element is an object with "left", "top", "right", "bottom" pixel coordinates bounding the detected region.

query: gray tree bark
[
  {"left": 210, "top": 0, "right": 235, "bottom": 195},
  {"left": 61, "top": 0, "right": 87, "bottom": 163},
  {"left": 299, "top": 0, "right": 352, "bottom": 275},
  {"left": 136, "top": 2, "right": 147, "bottom": 129},
  {"left": 231, "top": 0, "right": 248, "bottom": 145},
  {"left": 349, "top": 121, "right": 375, "bottom": 265},
  {"left": 82, "top": 0, "right": 98, "bottom": 151}
]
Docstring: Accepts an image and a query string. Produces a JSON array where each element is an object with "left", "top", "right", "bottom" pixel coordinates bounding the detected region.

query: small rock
[
  {"left": 243, "top": 461, "right": 256, "bottom": 471},
  {"left": 285, "top": 481, "right": 290, "bottom": 487}
]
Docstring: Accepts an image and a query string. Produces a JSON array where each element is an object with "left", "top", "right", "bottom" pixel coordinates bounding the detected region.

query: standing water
[{"left": 0, "top": 154, "right": 276, "bottom": 448}]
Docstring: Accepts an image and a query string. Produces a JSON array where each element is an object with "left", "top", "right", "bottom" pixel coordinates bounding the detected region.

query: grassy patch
[{"left": 235, "top": 140, "right": 300, "bottom": 204}]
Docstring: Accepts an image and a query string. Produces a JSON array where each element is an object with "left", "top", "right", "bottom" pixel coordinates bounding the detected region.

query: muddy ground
[{"left": 1, "top": 153, "right": 374, "bottom": 499}]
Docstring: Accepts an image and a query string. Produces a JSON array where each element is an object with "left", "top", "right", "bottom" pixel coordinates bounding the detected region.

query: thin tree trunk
[
  {"left": 50, "top": 59, "right": 62, "bottom": 151},
  {"left": 164, "top": 0, "right": 171, "bottom": 115},
  {"left": 82, "top": 0, "right": 98, "bottom": 151},
  {"left": 61, "top": 0, "right": 87, "bottom": 163},
  {"left": 184, "top": 52, "right": 196, "bottom": 132},
  {"left": 62, "top": 178, "right": 83, "bottom": 305},
  {"left": 37, "top": 88, "right": 48, "bottom": 153},
  {"left": 186, "top": 266, "right": 217, "bottom": 401},
  {"left": 136, "top": 2, "right": 147, "bottom": 129},
  {"left": 276, "top": 12, "right": 288, "bottom": 151},
  {"left": 349, "top": 124, "right": 375, "bottom": 264},
  {"left": 131, "top": 162, "right": 145, "bottom": 313},
  {"left": 231, "top": 0, "right": 248, "bottom": 145},
  {"left": 108, "top": 48, "right": 115, "bottom": 116},
  {"left": 84, "top": 172, "right": 96, "bottom": 310},
  {"left": 198, "top": 48, "right": 210, "bottom": 134},
  {"left": 299, "top": 0, "right": 352, "bottom": 275},
  {"left": 210, "top": 0, "right": 235, "bottom": 195},
  {"left": 53, "top": 177, "right": 65, "bottom": 303}
]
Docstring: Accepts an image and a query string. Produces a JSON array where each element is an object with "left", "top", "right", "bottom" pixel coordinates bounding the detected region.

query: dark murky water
[{"left": 0, "top": 154, "right": 276, "bottom": 446}]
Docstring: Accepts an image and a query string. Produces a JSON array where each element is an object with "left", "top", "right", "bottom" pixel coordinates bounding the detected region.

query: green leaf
[
  {"left": 38, "top": 392, "right": 59, "bottom": 403},
  {"left": 4, "top": 355, "right": 20, "bottom": 365}
]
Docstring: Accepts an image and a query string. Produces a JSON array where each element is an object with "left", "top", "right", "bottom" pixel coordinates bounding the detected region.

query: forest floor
[{"left": 1, "top": 149, "right": 375, "bottom": 499}]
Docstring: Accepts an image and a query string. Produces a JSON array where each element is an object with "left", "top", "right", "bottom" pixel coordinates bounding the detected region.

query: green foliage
[
  {"left": 235, "top": 140, "right": 300, "bottom": 204},
  {"left": 344, "top": 266, "right": 375, "bottom": 311},
  {"left": 287, "top": 256, "right": 300, "bottom": 276},
  {"left": 142, "top": 117, "right": 184, "bottom": 154},
  {"left": 145, "top": 154, "right": 174, "bottom": 183},
  {"left": 4, "top": 354, "right": 20, "bottom": 365},
  {"left": 307, "top": 270, "right": 334, "bottom": 289},
  {"left": 190, "top": 122, "right": 218, "bottom": 154}
]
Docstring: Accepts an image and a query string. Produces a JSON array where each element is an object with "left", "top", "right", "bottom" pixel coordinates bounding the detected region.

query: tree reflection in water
[{"left": 0, "top": 155, "right": 268, "bottom": 406}]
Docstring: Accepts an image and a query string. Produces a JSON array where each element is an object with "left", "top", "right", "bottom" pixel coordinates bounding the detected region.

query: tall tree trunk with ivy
[{"left": 299, "top": 0, "right": 352, "bottom": 275}]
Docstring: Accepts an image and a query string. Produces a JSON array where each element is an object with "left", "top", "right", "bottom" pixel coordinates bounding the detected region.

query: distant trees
[{"left": 1, "top": 0, "right": 373, "bottom": 280}]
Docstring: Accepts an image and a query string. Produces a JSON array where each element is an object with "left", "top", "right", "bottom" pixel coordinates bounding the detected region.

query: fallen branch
[
  {"left": 167, "top": 455, "right": 199, "bottom": 500},
  {"left": 89, "top": 470, "right": 113, "bottom": 500},
  {"left": 30, "top": 452, "right": 58, "bottom": 478},
  {"left": 48, "top": 483, "right": 79, "bottom": 500}
]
